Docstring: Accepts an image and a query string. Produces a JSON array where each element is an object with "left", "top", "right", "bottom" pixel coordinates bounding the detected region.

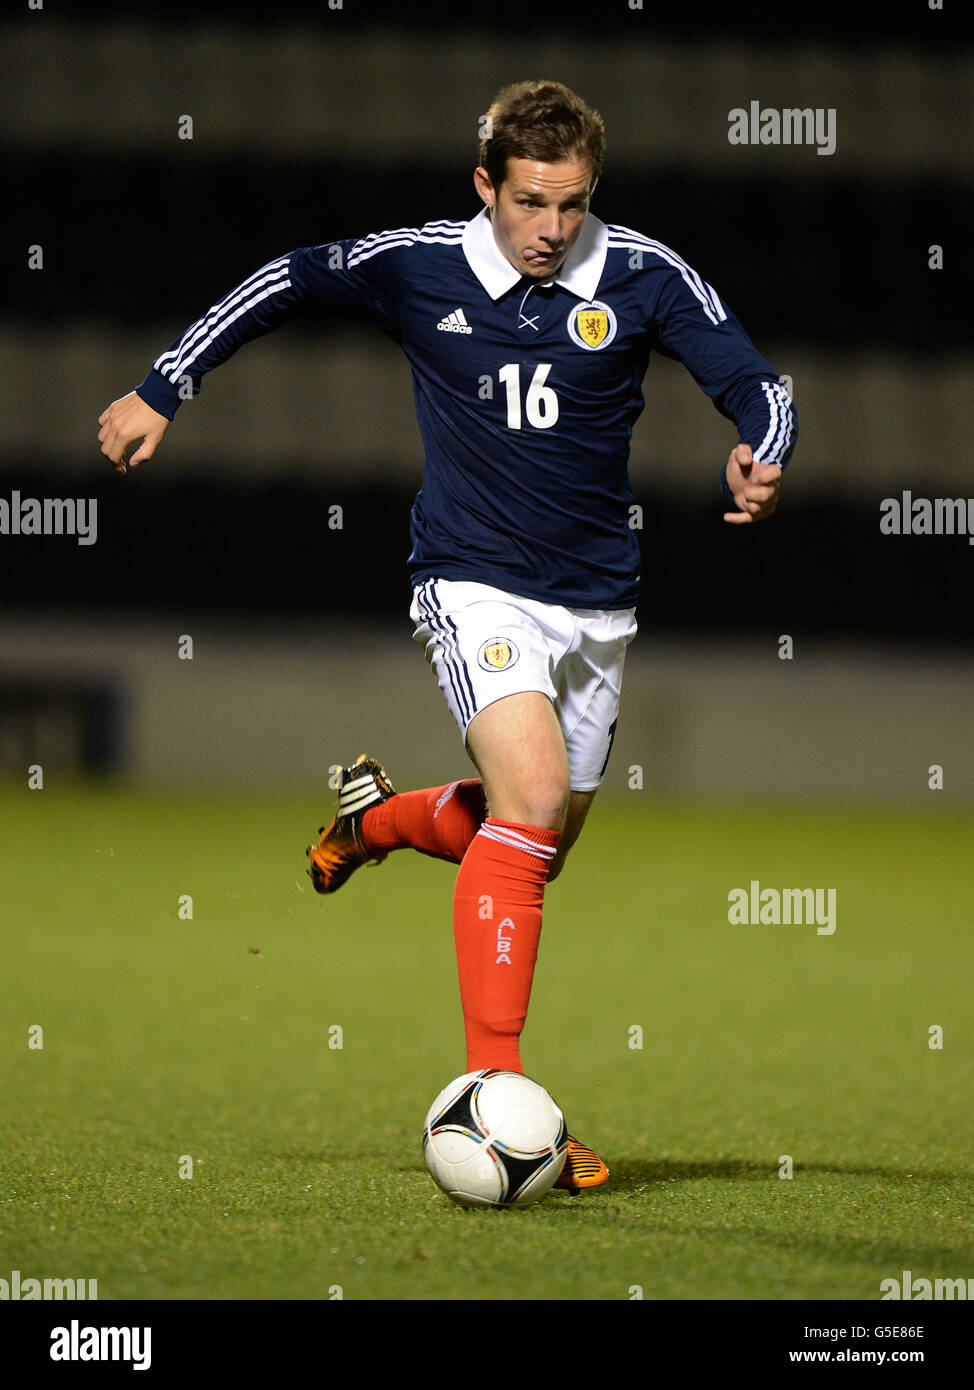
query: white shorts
[{"left": 410, "top": 577, "right": 638, "bottom": 792}]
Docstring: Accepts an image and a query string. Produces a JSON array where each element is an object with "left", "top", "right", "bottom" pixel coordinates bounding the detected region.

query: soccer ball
[{"left": 423, "top": 1069, "right": 568, "bottom": 1207}]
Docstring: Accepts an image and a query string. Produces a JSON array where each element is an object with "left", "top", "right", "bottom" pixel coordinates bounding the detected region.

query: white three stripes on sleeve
[
  {"left": 753, "top": 381, "right": 796, "bottom": 463},
  {"left": 153, "top": 223, "right": 469, "bottom": 382},
  {"left": 154, "top": 257, "right": 292, "bottom": 382},
  {"left": 607, "top": 225, "right": 727, "bottom": 326},
  {"left": 347, "top": 222, "right": 464, "bottom": 269}
]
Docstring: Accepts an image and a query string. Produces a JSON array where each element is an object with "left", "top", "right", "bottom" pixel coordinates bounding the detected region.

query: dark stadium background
[{"left": 1, "top": 0, "right": 971, "bottom": 789}]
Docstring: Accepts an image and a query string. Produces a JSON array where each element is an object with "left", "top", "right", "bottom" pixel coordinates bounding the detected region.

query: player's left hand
[{"left": 722, "top": 444, "right": 782, "bottom": 524}]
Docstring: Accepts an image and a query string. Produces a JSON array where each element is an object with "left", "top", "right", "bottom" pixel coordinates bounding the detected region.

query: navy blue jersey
[{"left": 137, "top": 209, "right": 797, "bottom": 609}]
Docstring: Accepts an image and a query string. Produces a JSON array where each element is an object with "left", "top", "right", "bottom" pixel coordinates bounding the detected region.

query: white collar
[{"left": 461, "top": 206, "right": 608, "bottom": 302}]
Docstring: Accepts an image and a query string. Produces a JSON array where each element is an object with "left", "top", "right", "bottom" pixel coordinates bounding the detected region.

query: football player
[{"left": 98, "top": 80, "right": 796, "bottom": 1193}]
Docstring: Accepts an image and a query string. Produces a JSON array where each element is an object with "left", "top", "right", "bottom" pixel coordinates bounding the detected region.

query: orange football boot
[
  {"left": 306, "top": 754, "right": 396, "bottom": 894},
  {"left": 554, "top": 1136, "right": 610, "bottom": 1193}
]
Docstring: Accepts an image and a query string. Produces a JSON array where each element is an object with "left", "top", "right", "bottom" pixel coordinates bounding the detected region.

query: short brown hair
[{"left": 479, "top": 81, "right": 605, "bottom": 191}]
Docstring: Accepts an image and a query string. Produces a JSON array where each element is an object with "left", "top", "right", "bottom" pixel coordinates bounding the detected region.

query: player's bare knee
[
  {"left": 490, "top": 786, "right": 568, "bottom": 832},
  {"left": 522, "top": 780, "right": 570, "bottom": 832}
]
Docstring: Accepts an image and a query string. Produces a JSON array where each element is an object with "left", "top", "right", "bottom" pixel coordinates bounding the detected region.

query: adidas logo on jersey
[{"left": 436, "top": 308, "right": 472, "bottom": 334}]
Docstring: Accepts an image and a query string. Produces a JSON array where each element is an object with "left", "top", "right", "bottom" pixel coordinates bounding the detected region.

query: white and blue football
[{"left": 423, "top": 1069, "right": 568, "bottom": 1207}]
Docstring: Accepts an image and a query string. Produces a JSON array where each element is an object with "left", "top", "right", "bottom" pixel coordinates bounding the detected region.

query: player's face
[{"left": 475, "top": 158, "right": 595, "bottom": 279}]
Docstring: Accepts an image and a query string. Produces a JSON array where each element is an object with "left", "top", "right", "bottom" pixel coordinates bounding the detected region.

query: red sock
[
  {"left": 361, "top": 780, "right": 486, "bottom": 864},
  {"left": 452, "top": 819, "right": 562, "bottom": 1074}
]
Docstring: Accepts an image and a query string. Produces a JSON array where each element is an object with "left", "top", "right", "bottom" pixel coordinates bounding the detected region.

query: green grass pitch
[{"left": 2, "top": 783, "right": 972, "bottom": 1301}]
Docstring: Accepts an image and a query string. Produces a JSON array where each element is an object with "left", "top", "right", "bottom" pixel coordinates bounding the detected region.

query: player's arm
[
  {"left": 713, "top": 370, "right": 794, "bottom": 525},
  {"left": 98, "top": 239, "right": 398, "bottom": 472},
  {"left": 650, "top": 264, "right": 798, "bottom": 524}
]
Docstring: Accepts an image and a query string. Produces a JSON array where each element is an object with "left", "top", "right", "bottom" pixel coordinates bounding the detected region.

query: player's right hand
[{"left": 98, "top": 391, "right": 170, "bottom": 474}]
